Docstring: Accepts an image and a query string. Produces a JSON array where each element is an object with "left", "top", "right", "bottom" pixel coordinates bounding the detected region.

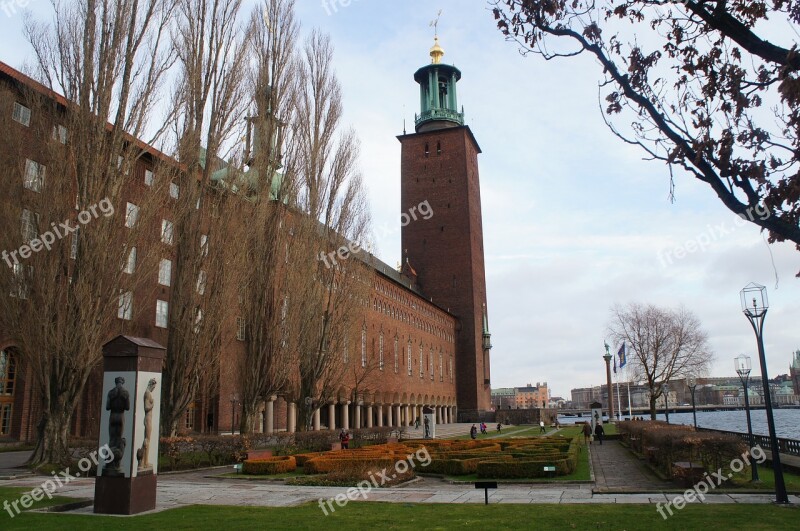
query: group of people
[
  {"left": 582, "top": 421, "right": 605, "bottom": 445},
  {"left": 469, "top": 422, "right": 503, "bottom": 439}
]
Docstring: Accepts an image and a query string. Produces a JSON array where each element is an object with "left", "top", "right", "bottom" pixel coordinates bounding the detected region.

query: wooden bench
[{"left": 672, "top": 461, "right": 705, "bottom": 487}]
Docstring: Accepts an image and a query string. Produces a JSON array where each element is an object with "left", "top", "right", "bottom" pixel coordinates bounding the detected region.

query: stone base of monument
[{"left": 94, "top": 474, "right": 157, "bottom": 515}]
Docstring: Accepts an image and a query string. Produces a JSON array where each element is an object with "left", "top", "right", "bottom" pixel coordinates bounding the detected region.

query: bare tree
[
  {"left": 160, "top": 0, "right": 251, "bottom": 436},
  {"left": 233, "top": 0, "right": 302, "bottom": 434},
  {"left": 608, "top": 303, "right": 714, "bottom": 419},
  {"left": 0, "top": 0, "right": 175, "bottom": 466},
  {"left": 289, "top": 30, "right": 372, "bottom": 431},
  {"left": 493, "top": 2, "right": 800, "bottom": 270}
]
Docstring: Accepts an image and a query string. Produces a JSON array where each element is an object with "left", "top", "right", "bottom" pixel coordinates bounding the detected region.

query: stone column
[
  {"left": 386, "top": 404, "right": 393, "bottom": 427},
  {"left": 312, "top": 408, "right": 320, "bottom": 431},
  {"left": 341, "top": 402, "right": 350, "bottom": 430},
  {"left": 404, "top": 404, "right": 411, "bottom": 426},
  {"left": 265, "top": 397, "right": 275, "bottom": 434},
  {"left": 377, "top": 404, "right": 384, "bottom": 427},
  {"left": 328, "top": 403, "right": 336, "bottom": 430},
  {"left": 287, "top": 402, "right": 296, "bottom": 433},
  {"left": 394, "top": 404, "right": 401, "bottom": 427},
  {"left": 366, "top": 405, "right": 373, "bottom": 428},
  {"left": 354, "top": 404, "right": 361, "bottom": 430}
]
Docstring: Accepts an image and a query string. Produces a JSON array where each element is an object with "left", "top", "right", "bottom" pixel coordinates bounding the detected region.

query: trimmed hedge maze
[{"left": 241, "top": 435, "right": 579, "bottom": 482}]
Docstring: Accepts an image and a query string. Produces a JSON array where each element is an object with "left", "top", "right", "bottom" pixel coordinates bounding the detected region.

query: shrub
[
  {"left": 242, "top": 455, "right": 297, "bottom": 475},
  {"left": 304, "top": 457, "right": 395, "bottom": 475}
]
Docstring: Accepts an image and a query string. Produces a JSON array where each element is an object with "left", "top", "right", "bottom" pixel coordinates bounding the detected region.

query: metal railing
[
  {"left": 415, "top": 108, "right": 464, "bottom": 127},
  {"left": 697, "top": 427, "right": 800, "bottom": 457}
]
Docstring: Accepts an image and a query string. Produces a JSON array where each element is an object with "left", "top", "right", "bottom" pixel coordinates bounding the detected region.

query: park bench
[{"left": 672, "top": 461, "right": 705, "bottom": 487}]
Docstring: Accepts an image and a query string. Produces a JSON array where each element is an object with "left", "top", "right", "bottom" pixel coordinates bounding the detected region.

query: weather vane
[{"left": 430, "top": 9, "right": 443, "bottom": 37}]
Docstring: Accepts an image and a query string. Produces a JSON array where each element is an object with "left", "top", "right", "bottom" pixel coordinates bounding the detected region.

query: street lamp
[
  {"left": 603, "top": 343, "right": 615, "bottom": 422},
  {"left": 663, "top": 383, "right": 670, "bottom": 423},
  {"left": 687, "top": 377, "right": 698, "bottom": 429},
  {"left": 740, "top": 282, "right": 787, "bottom": 503},
  {"left": 230, "top": 393, "right": 239, "bottom": 435},
  {"left": 735, "top": 354, "right": 759, "bottom": 482}
]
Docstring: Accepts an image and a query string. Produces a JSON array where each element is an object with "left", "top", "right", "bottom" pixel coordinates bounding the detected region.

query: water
[{"left": 559, "top": 409, "right": 800, "bottom": 440}]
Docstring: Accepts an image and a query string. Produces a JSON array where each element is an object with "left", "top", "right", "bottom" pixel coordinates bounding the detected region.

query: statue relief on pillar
[
  {"left": 104, "top": 376, "right": 130, "bottom": 476},
  {"left": 136, "top": 378, "right": 157, "bottom": 473}
]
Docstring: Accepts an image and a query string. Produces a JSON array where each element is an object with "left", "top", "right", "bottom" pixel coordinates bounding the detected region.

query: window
[
  {"left": 24, "top": 159, "right": 45, "bottom": 192},
  {"left": 379, "top": 333, "right": 384, "bottom": 371},
  {"left": 161, "top": 219, "right": 174, "bottom": 245},
  {"left": 200, "top": 234, "right": 208, "bottom": 256},
  {"left": 118, "top": 291, "right": 133, "bottom": 320},
  {"left": 123, "top": 246, "right": 136, "bottom": 274},
  {"left": 394, "top": 337, "right": 399, "bottom": 373},
  {"left": 12, "top": 102, "right": 30, "bottom": 126},
  {"left": 196, "top": 270, "right": 206, "bottom": 295},
  {"left": 430, "top": 348, "right": 434, "bottom": 380},
  {"left": 125, "top": 203, "right": 139, "bottom": 228},
  {"left": 407, "top": 341, "right": 412, "bottom": 375},
  {"left": 184, "top": 403, "right": 195, "bottom": 431},
  {"left": 450, "top": 356, "right": 453, "bottom": 383},
  {"left": 419, "top": 345, "right": 424, "bottom": 378},
  {"left": 117, "top": 155, "right": 128, "bottom": 175},
  {"left": 155, "top": 300, "right": 169, "bottom": 328},
  {"left": 343, "top": 336, "right": 349, "bottom": 364},
  {"left": 236, "top": 317, "right": 246, "bottom": 341},
  {"left": 158, "top": 259, "right": 172, "bottom": 286},
  {"left": 52, "top": 125, "right": 67, "bottom": 144},
  {"left": 439, "top": 352, "right": 443, "bottom": 382},
  {"left": 21, "top": 209, "right": 38, "bottom": 242},
  {"left": 9, "top": 264, "right": 30, "bottom": 299},
  {"left": 144, "top": 169, "right": 154, "bottom": 186},
  {"left": 169, "top": 182, "right": 179, "bottom": 199},
  {"left": 193, "top": 308, "right": 203, "bottom": 334},
  {"left": 0, "top": 349, "right": 17, "bottom": 436},
  {"left": 361, "top": 327, "right": 367, "bottom": 368}
]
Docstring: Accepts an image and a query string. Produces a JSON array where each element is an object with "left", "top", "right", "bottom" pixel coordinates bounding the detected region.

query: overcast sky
[{"left": 2, "top": 1, "right": 798, "bottom": 400}]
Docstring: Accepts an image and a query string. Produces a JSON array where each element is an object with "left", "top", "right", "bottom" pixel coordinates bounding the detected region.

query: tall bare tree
[
  {"left": 608, "top": 303, "right": 714, "bottom": 419},
  {"left": 0, "top": 0, "right": 175, "bottom": 466},
  {"left": 161, "top": 0, "right": 251, "bottom": 436},
  {"left": 288, "top": 30, "right": 372, "bottom": 431},
  {"left": 233, "top": 0, "right": 302, "bottom": 435}
]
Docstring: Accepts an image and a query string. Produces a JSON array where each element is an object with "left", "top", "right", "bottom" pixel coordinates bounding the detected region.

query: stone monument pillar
[
  {"left": 94, "top": 336, "right": 165, "bottom": 515},
  {"left": 422, "top": 406, "right": 436, "bottom": 439}
]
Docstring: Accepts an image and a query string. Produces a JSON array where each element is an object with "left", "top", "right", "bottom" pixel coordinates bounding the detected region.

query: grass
[
  {"left": 729, "top": 464, "right": 800, "bottom": 492},
  {"left": 0, "top": 486, "right": 79, "bottom": 517},
  {"left": 1, "top": 501, "right": 798, "bottom": 530}
]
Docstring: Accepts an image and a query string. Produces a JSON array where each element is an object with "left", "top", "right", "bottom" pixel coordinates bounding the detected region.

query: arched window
[
  {"left": 0, "top": 349, "right": 17, "bottom": 436},
  {"left": 379, "top": 332, "right": 384, "bottom": 371}
]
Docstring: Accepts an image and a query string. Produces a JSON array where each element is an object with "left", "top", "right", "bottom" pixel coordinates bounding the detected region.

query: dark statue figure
[{"left": 104, "top": 376, "right": 130, "bottom": 476}]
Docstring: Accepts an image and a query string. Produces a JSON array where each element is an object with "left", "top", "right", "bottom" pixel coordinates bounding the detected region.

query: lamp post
[
  {"left": 740, "top": 283, "right": 787, "bottom": 503},
  {"left": 687, "top": 377, "right": 698, "bottom": 429},
  {"left": 229, "top": 393, "right": 239, "bottom": 435},
  {"left": 663, "top": 384, "right": 670, "bottom": 423},
  {"left": 735, "top": 354, "right": 759, "bottom": 482},
  {"left": 603, "top": 343, "right": 615, "bottom": 422}
]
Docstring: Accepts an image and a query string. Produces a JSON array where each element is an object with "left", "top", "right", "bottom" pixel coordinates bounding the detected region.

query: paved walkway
[
  {"left": 589, "top": 440, "right": 667, "bottom": 491},
  {"left": 0, "top": 450, "right": 33, "bottom": 479}
]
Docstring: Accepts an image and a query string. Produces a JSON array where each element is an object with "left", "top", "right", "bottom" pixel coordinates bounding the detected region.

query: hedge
[
  {"left": 304, "top": 457, "right": 395, "bottom": 475},
  {"left": 476, "top": 457, "right": 574, "bottom": 478},
  {"left": 242, "top": 456, "right": 297, "bottom": 475}
]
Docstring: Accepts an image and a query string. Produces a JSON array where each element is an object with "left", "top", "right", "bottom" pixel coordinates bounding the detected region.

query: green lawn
[
  {"left": 1, "top": 501, "right": 798, "bottom": 530},
  {"left": 0, "top": 486, "right": 80, "bottom": 518},
  {"left": 729, "top": 464, "right": 800, "bottom": 492}
]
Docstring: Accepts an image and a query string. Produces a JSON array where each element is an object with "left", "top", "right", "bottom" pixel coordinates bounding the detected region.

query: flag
[
  {"left": 618, "top": 342, "right": 627, "bottom": 368},
  {"left": 613, "top": 355, "right": 617, "bottom": 374}
]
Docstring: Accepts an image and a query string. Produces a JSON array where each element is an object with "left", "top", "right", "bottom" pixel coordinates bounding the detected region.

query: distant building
[
  {"left": 490, "top": 387, "right": 515, "bottom": 409},
  {"left": 791, "top": 350, "right": 800, "bottom": 396},
  {"left": 490, "top": 382, "right": 549, "bottom": 409}
]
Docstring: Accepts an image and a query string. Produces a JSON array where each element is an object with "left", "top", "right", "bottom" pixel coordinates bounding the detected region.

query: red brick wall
[{"left": 398, "top": 126, "right": 491, "bottom": 417}]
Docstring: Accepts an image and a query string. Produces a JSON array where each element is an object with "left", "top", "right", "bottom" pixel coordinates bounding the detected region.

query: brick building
[{"left": 0, "top": 37, "right": 493, "bottom": 441}]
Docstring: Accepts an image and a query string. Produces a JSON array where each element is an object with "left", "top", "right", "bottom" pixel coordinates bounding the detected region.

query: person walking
[
  {"left": 594, "top": 422, "right": 605, "bottom": 445},
  {"left": 339, "top": 429, "right": 350, "bottom": 450},
  {"left": 539, "top": 420, "right": 546, "bottom": 433},
  {"left": 582, "top": 422, "right": 592, "bottom": 445},
  {"left": 470, "top": 424, "right": 478, "bottom": 440},
  {"left": 496, "top": 422, "right": 502, "bottom": 433}
]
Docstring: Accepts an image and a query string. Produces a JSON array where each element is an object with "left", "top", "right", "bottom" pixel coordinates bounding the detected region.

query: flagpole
[
  {"left": 615, "top": 371, "right": 622, "bottom": 421},
  {"left": 627, "top": 380, "right": 632, "bottom": 418}
]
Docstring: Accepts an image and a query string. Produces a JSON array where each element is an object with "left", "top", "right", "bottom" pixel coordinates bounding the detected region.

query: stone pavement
[
  {"left": 589, "top": 440, "right": 667, "bottom": 491},
  {"left": 0, "top": 450, "right": 33, "bottom": 479}
]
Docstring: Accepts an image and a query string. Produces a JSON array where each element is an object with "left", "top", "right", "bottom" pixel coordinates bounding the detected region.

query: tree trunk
[
  {"left": 27, "top": 409, "right": 73, "bottom": 467},
  {"left": 649, "top": 396, "right": 657, "bottom": 420},
  {"left": 240, "top": 400, "right": 260, "bottom": 435}
]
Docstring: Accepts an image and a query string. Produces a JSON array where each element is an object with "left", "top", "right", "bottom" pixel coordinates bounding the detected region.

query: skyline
[{"left": 1, "top": 1, "right": 798, "bottom": 400}]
